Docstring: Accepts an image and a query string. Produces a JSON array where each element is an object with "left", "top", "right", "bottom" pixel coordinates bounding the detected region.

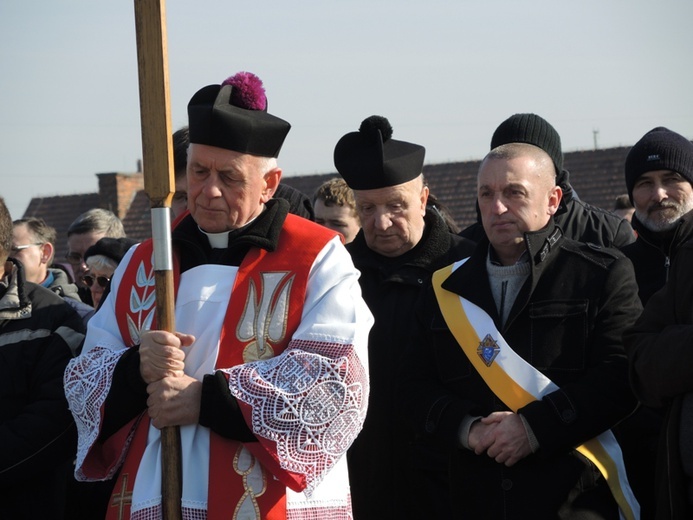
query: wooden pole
[{"left": 133, "top": 1, "right": 182, "bottom": 518}]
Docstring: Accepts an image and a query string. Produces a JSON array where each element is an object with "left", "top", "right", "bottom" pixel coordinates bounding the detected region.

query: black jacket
[
  {"left": 617, "top": 213, "right": 693, "bottom": 518},
  {"left": 406, "top": 224, "right": 642, "bottom": 519},
  {"left": 620, "top": 211, "right": 693, "bottom": 305},
  {"left": 624, "top": 240, "right": 693, "bottom": 520},
  {"left": 0, "top": 259, "right": 85, "bottom": 519},
  {"left": 555, "top": 196, "right": 635, "bottom": 248},
  {"left": 346, "top": 211, "right": 475, "bottom": 520}
]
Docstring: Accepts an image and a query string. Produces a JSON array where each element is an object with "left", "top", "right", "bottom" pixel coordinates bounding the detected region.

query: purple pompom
[
  {"left": 221, "top": 71, "right": 267, "bottom": 110},
  {"left": 359, "top": 115, "right": 393, "bottom": 142}
]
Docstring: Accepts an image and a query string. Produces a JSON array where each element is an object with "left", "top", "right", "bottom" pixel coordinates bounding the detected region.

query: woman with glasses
[{"left": 83, "top": 237, "right": 137, "bottom": 309}]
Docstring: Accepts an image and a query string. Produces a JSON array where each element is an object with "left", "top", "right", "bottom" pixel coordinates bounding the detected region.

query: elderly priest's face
[
  {"left": 353, "top": 175, "right": 428, "bottom": 258},
  {"left": 186, "top": 143, "right": 281, "bottom": 233}
]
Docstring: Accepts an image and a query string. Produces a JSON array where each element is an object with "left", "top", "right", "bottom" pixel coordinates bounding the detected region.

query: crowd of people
[{"left": 1, "top": 70, "right": 692, "bottom": 520}]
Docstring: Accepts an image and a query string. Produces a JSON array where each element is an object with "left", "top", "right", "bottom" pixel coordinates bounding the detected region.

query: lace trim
[
  {"left": 287, "top": 501, "right": 353, "bottom": 520},
  {"left": 226, "top": 339, "right": 368, "bottom": 496},
  {"left": 64, "top": 345, "right": 128, "bottom": 480},
  {"left": 131, "top": 505, "right": 207, "bottom": 520}
]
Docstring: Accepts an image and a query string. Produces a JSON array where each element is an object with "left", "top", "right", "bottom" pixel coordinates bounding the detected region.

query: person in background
[
  {"left": 65, "top": 208, "right": 125, "bottom": 305},
  {"left": 0, "top": 196, "right": 85, "bottom": 519},
  {"left": 620, "top": 127, "right": 693, "bottom": 305},
  {"left": 405, "top": 142, "right": 641, "bottom": 518},
  {"left": 427, "top": 192, "right": 460, "bottom": 234},
  {"left": 624, "top": 237, "right": 693, "bottom": 520},
  {"left": 273, "top": 183, "right": 315, "bottom": 220},
  {"left": 460, "top": 113, "right": 636, "bottom": 249},
  {"left": 11, "top": 217, "right": 59, "bottom": 286},
  {"left": 613, "top": 193, "right": 635, "bottom": 223},
  {"left": 63, "top": 241, "right": 137, "bottom": 520},
  {"left": 313, "top": 177, "right": 360, "bottom": 243},
  {"left": 11, "top": 217, "right": 93, "bottom": 324},
  {"left": 64, "top": 71, "right": 372, "bottom": 519},
  {"left": 83, "top": 237, "right": 138, "bottom": 309},
  {"left": 171, "top": 126, "right": 190, "bottom": 220},
  {"left": 612, "top": 126, "right": 693, "bottom": 518},
  {"left": 334, "top": 114, "right": 476, "bottom": 519}
]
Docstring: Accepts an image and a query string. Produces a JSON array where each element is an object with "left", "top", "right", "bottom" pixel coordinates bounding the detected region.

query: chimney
[{"left": 96, "top": 172, "right": 145, "bottom": 219}]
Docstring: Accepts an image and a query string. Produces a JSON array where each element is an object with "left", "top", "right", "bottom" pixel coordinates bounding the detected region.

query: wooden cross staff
[{"left": 133, "top": 0, "right": 182, "bottom": 518}]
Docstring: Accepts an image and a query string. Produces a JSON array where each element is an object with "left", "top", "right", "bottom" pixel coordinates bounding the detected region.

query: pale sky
[{"left": 1, "top": 0, "right": 691, "bottom": 220}]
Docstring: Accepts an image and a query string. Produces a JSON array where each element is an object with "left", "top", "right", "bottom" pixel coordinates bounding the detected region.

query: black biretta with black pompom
[{"left": 334, "top": 115, "right": 425, "bottom": 190}]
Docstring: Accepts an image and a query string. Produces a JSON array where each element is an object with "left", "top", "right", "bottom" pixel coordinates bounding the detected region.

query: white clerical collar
[
  {"left": 200, "top": 229, "right": 230, "bottom": 249},
  {"left": 198, "top": 208, "right": 264, "bottom": 249}
]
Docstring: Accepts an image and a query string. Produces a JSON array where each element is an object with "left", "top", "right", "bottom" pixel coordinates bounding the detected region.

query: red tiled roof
[
  {"left": 22, "top": 146, "right": 635, "bottom": 259},
  {"left": 23, "top": 193, "right": 101, "bottom": 261},
  {"left": 282, "top": 146, "right": 633, "bottom": 231},
  {"left": 563, "top": 147, "right": 630, "bottom": 211}
]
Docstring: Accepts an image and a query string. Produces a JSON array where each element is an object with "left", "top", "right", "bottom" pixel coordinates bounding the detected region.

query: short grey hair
[{"left": 67, "top": 208, "right": 125, "bottom": 238}]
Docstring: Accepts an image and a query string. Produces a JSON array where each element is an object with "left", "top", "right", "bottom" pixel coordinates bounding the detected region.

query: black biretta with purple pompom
[
  {"left": 187, "top": 72, "right": 291, "bottom": 158},
  {"left": 334, "top": 115, "right": 425, "bottom": 190}
]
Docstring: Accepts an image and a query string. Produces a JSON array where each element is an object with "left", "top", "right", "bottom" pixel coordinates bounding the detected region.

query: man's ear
[
  {"left": 262, "top": 168, "right": 282, "bottom": 202},
  {"left": 547, "top": 185, "right": 563, "bottom": 216},
  {"left": 40, "top": 242, "right": 54, "bottom": 265},
  {"left": 420, "top": 185, "right": 430, "bottom": 215}
]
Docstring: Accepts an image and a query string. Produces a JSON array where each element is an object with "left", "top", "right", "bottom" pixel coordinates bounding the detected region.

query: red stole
[{"left": 105, "top": 215, "right": 336, "bottom": 519}]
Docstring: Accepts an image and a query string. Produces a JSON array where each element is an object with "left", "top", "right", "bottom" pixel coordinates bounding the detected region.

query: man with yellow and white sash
[
  {"left": 64, "top": 71, "right": 373, "bottom": 520},
  {"left": 405, "top": 138, "right": 643, "bottom": 519}
]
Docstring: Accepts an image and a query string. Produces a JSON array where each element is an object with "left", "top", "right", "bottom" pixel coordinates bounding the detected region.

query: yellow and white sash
[{"left": 432, "top": 260, "right": 640, "bottom": 520}]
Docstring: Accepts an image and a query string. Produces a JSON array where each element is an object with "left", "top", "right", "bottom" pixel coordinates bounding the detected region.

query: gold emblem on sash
[{"left": 477, "top": 333, "right": 500, "bottom": 367}]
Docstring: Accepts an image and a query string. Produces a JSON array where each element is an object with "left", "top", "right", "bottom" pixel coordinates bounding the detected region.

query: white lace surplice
[{"left": 64, "top": 236, "right": 372, "bottom": 518}]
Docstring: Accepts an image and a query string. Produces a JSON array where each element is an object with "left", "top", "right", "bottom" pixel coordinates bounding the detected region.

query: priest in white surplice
[{"left": 64, "top": 71, "right": 373, "bottom": 520}]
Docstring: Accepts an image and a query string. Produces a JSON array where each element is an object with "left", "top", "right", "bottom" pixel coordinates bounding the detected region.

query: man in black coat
[
  {"left": 334, "top": 115, "right": 475, "bottom": 519},
  {"left": 461, "top": 113, "right": 636, "bottom": 249},
  {"left": 620, "top": 126, "right": 693, "bottom": 306},
  {"left": 0, "top": 197, "right": 85, "bottom": 519},
  {"left": 405, "top": 142, "right": 642, "bottom": 518},
  {"left": 624, "top": 238, "right": 693, "bottom": 520},
  {"left": 618, "top": 126, "right": 693, "bottom": 518}
]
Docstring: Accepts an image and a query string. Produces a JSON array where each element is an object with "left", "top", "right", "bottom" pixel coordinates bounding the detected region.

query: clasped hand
[
  {"left": 467, "top": 411, "right": 533, "bottom": 467},
  {"left": 139, "top": 330, "right": 201, "bottom": 429}
]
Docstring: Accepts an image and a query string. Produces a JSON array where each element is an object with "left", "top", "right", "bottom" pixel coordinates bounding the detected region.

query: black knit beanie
[
  {"left": 625, "top": 127, "right": 693, "bottom": 202},
  {"left": 490, "top": 113, "right": 563, "bottom": 175}
]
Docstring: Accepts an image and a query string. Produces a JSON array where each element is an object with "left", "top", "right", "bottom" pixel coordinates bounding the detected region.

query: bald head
[
  {"left": 477, "top": 143, "right": 562, "bottom": 265},
  {"left": 481, "top": 143, "right": 557, "bottom": 186}
]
